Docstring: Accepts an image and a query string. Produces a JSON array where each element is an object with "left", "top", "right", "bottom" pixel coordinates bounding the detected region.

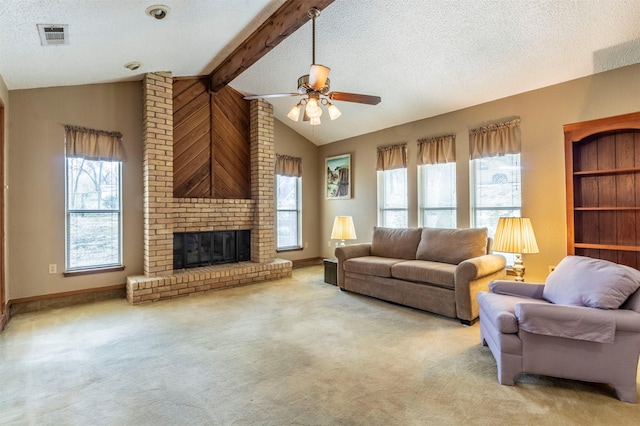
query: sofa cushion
[
  {"left": 344, "top": 256, "right": 405, "bottom": 278},
  {"left": 370, "top": 227, "right": 422, "bottom": 260},
  {"left": 416, "top": 227, "right": 488, "bottom": 264},
  {"left": 543, "top": 256, "right": 640, "bottom": 309},
  {"left": 391, "top": 260, "right": 456, "bottom": 288}
]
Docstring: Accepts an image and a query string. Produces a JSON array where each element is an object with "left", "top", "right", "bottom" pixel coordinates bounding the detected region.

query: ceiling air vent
[{"left": 37, "top": 24, "right": 69, "bottom": 46}]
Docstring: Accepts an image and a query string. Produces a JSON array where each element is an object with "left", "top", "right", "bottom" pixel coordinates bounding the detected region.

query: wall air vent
[{"left": 37, "top": 24, "right": 69, "bottom": 46}]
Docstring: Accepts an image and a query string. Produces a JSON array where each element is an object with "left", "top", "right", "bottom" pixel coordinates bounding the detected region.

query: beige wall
[
  {"left": 1, "top": 74, "right": 8, "bottom": 306},
  {"left": 274, "top": 119, "right": 320, "bottom": 261},
  {"left": 319, "top": 62, "right": 640, "bottom": 282},
  {"left": 8, "top": 82, "right": 143, "bottom": 299}
]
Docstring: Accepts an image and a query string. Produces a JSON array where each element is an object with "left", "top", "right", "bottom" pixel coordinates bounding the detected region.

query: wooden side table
[{"left": 323, "top": 258, "right": 338, "bottom": 285}]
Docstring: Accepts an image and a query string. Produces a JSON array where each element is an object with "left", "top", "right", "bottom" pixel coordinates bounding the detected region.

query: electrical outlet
[
  {"left": 548, "top": 265, "right": 556, "bottom": 273},
  {"left": 48, "top": 264, "right": 57, "bottom": 274},
  {"left": 328, "top": 241, "right": 332, "bottom": 248},
  {"left": 304, "top": 241, "right": 308, "bottom": 248}
]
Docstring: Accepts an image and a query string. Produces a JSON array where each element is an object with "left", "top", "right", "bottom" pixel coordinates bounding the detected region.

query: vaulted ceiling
[{"left": 1, "top": 0, "right": 640, "bottom": 145}]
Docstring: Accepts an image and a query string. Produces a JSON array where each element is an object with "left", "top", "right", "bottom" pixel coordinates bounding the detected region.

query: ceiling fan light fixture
[
  {"left": 305, "top": 96, "right": 321, "bottom": 118},
  {"left": 309, "top": 64, "right": 330, "bottom": 90},
  {"left": 287, "top": 103, "right": 302, "bottom": 121},
  {"left": 327, "top": 102, "right": 341, "bottom": 120},
  {"left": 245, "top": 6, "right": 380, "bottom": 127}
]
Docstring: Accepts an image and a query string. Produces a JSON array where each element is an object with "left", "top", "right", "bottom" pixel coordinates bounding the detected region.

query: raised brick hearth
[{"left": 126, "top": 72, "right": 292, "bottom": 304}]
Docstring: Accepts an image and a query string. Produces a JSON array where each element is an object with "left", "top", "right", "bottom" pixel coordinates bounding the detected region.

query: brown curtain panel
[
  {"left": 469, "top": 118, "right": 520, "bottom": 160},
  {"left": 64, "top": 125, "right": 126, "bottom": 161},
  {"left": 417, "top": 135, "right": 456, "bottom": 165},
  {"left": 275, "top": 154, "right": 302, "bottom": 177},
  {"left": 376, "top": 143, "right": 407, "bottom": 171}
]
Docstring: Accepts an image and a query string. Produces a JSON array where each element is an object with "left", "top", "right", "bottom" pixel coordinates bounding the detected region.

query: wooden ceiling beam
[{"left": 209, "top": 0, "right": 334, "bottom": 93}]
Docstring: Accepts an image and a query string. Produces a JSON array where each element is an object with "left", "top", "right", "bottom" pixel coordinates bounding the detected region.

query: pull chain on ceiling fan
[{"left": 244, "top": 7, "right": 381, "bottom": 126}]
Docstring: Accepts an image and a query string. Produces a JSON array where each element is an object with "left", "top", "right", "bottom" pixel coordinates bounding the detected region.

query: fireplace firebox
[{"left": 173, "top": 230, "right": 250, "bottom": 270}]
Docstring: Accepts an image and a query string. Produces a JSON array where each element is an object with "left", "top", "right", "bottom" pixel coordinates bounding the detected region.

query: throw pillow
[
  {"left": 543, "top": 256, "right": 640, "bottom": 309},
  {"left": 415, "top": 227, "right": 488, "bottom": 264},
  {"left": 370, "top": 227, "right": 422, "bottom": 260}
]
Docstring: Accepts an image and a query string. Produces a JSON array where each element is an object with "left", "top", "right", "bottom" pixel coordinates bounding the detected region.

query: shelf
[
  {"left": 574, "top": 207, "right": 640, "bottom": 211},
  {"left": 566, "top": 113, "right": 640, "bottom": 269},
  {"left": 573, "top": 167, "right": 640, "bottom": 176},
  {"left": 574, "top": 243, "right": 640, "bottom": 252}
]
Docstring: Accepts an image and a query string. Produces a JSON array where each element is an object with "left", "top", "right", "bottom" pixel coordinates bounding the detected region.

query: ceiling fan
[{"left": 244, "top": 7, "right": 381, "bottom": 125}]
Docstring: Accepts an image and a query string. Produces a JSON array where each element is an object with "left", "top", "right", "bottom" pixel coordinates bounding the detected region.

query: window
[
  {"left": 418, "top": 162, "right": 456, "bottom": 228},
  {"left": 469, "top": 118, "right": 521, "bottom": 265},
  {"left": 471, "top": 153, "right": 521, "bottom": 264},
  {"left": 276, "top": 174, "right": 302, "bottom": 249},
  {"left": 378, "top": 167, "right": 408, "bottom": 228},
  {"left": 417, "top": 134, "right": 457, "bottom": 228},
  {"left": 377, "top": 143, "right": 408, "bottom": 228},
  {"left": 66, "top": 158, "right": 122, "bottom": 270}
]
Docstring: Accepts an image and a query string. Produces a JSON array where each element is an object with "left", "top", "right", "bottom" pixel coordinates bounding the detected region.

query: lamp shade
[
  {"left": 493, "top": 217, "right": 539, "bottom": 254},
  {"left": 287, "top": 103, "right": 301, "bottom": 121},
  {"left": 309, "top": 64, "right": 331, "bottom": 89},
  {"left": 331, "top": 216, "right": 357, "bottom": 241},
  {"left": 327, "top": 102, "right": 342, "bottom": 120}
]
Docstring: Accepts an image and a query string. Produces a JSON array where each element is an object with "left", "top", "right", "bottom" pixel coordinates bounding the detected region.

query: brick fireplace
[{"left": 126, "top": 72, "right": 292, "bottom": 304}]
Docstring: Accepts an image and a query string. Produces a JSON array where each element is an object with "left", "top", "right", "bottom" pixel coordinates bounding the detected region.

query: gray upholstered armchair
[{"left": 477, "top": 256, "right": 640, "bottom": 403}]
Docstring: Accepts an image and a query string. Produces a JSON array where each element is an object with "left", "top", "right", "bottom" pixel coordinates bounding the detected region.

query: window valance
[
  {"left": 64, "top": 125, "right": 126, "bottom": 162},
  {"left": 376, "top": 143, "right": 407, "bottom": 171},
  {"left": 469, "top": 118, "right": 520, "bottom": 160},
  {"left": 275, "top": 154, "right": 302, "bottom": 177},
  {"left": 417, "top": 135, "right": 456, "bottom": 165}
]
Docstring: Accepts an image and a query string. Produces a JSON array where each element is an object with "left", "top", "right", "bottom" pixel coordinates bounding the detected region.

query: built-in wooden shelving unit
[{"left": 564, "top": 111, "right": 640, "bottom": 268}]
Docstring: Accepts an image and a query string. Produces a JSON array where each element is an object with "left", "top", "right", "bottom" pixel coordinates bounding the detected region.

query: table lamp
[
  {"left": 492, "top": 217, "right": 539, "bottom": 282},
  {"left": 330, "top": 216, "right": 357, "bottom": 246}
]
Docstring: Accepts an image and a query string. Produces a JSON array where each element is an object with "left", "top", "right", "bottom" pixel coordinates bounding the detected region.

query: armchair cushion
[
  {"left": 515, "top": 303, "right": 617, "bottom": 343},
  {"left": 416, "top": 227, "right": 487, "bottom": 264},
  {"left": 543, "top": 256, "right": 640, "bottom": 309}
]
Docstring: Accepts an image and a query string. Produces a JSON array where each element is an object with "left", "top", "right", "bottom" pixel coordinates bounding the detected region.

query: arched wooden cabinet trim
[{"left": 564, "top": 111, "right": 640, "bottom": 269}]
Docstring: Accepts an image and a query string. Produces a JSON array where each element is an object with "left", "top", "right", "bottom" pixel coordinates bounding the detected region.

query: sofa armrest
[
  {"left": 454, "top": 254, "right": 507, "bottom": 322},
  {"left": 335, "top": 243, "right": 372, "bottom": 288},
  {"left": 456, "top": 254, "right": 506, "bottom": 283},
  {"left": 489, "top": 281, "right": 545, "bottom": 299},
  {"left": 516, "top": 303, "right": 618, "bottom": 343}
]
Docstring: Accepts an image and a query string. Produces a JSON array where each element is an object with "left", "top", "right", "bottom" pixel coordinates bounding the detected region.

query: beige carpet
[{"left": 1, "top": 266, "right": 639, "bottom": 425}]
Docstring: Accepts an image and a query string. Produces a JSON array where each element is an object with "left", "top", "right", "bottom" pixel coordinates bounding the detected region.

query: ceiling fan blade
[
  {"left": 243, "top": 93, "right": 301, "bottom": 100},
  {"left": 308, "top": 64, "right": 330, "bottom": 90},
  {"left": 328, "top": 92, "right": 381, "bottom": 105}
]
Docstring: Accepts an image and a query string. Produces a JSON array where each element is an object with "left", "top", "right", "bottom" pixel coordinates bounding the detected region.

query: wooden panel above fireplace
[{"left": 173, "top": 77, "right": 250, "bottom": 199}]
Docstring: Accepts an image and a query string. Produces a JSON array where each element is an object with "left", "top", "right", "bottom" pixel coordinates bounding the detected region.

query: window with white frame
[
  {"left": 419, "top": 162, "right": 456, "bottom": 228},
  {"left": 417, "top": 135, "right": 457, "bottom": 228},
  {"left": 275, "top": 154, "right": 302, "bottom": 250},
  {"left": 66, "top": 159, "right": 122, "bottom": 270},
  {"left": 378, "top": 168, "right": 408, "bottom": 227},
  {"left": 469, "top": 119, "right": 522, "bottom": 265},
  {"left": 377, "top": 143, "right": 408, "bottom": 228},
  {"left": 276, "top": 174, "right": 302, "bottom": 249},
  {"left": 65, "top": 126, "right": 124, "bottom": 271},
  {"left": 471, "top": 153, "right": 522, "bottom": 237}
]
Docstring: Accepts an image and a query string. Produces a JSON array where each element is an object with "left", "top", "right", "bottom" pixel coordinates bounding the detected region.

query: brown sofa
[{"left": 335, "top": 227, "right": 506, "bottom": 325}]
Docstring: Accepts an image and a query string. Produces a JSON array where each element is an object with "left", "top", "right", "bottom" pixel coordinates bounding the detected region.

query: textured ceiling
[{"left": 1, "top": 1, "right": 640, "bottom": 145}]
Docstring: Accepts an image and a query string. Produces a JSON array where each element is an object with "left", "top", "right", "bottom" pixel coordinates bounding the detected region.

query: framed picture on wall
[{"left": 326, "top": 154, "right": 351, "bottom": 199}]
